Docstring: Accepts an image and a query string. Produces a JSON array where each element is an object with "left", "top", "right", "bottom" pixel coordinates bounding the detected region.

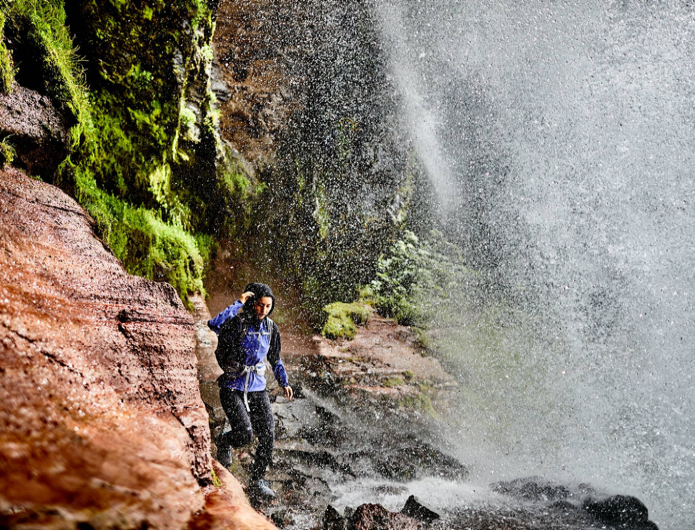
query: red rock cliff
[{"left": 0, "top": 168, "right": 275, "bottom": 529}]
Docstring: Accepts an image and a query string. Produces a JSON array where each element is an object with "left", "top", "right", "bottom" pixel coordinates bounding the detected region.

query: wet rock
[
  {"left": 492, "top": 477, "right": 572, "bottom": 502},
  {"left": 0, "top": 84, "right": 69, "bottom": 178},
  {"left": 213, "top": 0, "right": 298, "bottom": 161},
  {"left": 323, "top": 505, "right": 347, "bottom": 530},
  {"left": 297, "top": 404, "right": 350, "bottom": 448},
  {"left": 348, "top": 504, "right": 418, "bottom": 530},
  {"left": 353, "top": 434, "right": 467, "bottom": 482},
  {"left": 292, "top": 382, "right": 307, "bottom": 398},
  {"left": 274, "top": 448, "right": 354, "bottom": 477},
  {"left": 401, "top": 495, "right": 440, "bottom": 523},
  {"left": 549, "top": 500, "right": 583, "bottom": 515},
  {"left": 584, "top": 495, "right": 656, "bottom": 527},
  {"left": 0, "top": 169, "right": 272, "bottom": 529},
  {"left": 271, "top": 508, "right": 294, "bottom": 528}
]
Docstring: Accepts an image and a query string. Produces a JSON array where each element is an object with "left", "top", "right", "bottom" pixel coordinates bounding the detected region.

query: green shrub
[
  {"left": 321, "top": 301, "right": 372, "bottom": 340},
  {"left": 0, "top": 138, "right": 15, "bottom": 166},
  {"left": 367, "top": 230, "right": 475, "bottom": 327}
]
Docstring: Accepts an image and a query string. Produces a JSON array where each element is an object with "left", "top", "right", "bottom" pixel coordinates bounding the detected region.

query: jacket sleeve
[
  {"left": 266, "top": 321, "right": 289, "bottom": 387},
  {"left": 208, "top": 301, "right": 243, "bottom": 335},
  {"left": 215, "top": 316, "right": 242, "bottom": 372}
]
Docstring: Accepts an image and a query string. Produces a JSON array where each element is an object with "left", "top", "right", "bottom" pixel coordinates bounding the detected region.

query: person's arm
[
  {"left": 267, "top": 321, "right": 292, "bottom": 399},
  {"left": 207, "top": 292, "right": 254, "bottom": 335},
  {"left": 208, "top": 302, "right": 243, "bottom": 335}
]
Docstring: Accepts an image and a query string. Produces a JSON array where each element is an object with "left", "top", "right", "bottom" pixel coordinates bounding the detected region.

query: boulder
[
  {"left": 584, "top": 495, "right": 654, "bottom": 527},
  {"left": 323, "top": 504, "right": 346, "bottom": 530},
  {"left": 401, "top": 495, "right": 440, "bottom": 523},
  {"left": 348, "top": 503, "right": 418, "bottom": 530},
  {"left": 492, "top": 477, "right": 571, "bottom": 502}
]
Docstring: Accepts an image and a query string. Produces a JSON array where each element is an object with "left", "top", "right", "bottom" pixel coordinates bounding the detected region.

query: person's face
[{"left": 254, "top": 296, "right": 273, "bottom": 319}]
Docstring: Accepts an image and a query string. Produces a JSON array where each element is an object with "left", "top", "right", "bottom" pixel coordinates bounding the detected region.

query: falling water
[{"left": 375, "top": 1, "right": 695, "bottom": 528}]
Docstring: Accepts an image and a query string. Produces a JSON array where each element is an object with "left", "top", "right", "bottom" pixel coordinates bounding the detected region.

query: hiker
[{"left": 208, "top": 283, "right": 293, "bottom": 500}]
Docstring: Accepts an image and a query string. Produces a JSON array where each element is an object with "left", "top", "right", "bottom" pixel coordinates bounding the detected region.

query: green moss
[
  {"left": 321, "top": 302, "right": 372, "bottom": 340},
  {"left": 322, "top": 313, "right": 356, "bottom": 341},
  {"left": 210, "top": 468, "right": 222, "bottom": 488},
  {"left": 3, "top": 0, "right": 93, "bottom": 143},
  {"left": 0, "top": 12, "right": 15, "bottom": 94},
  {"left": 383, "top": 376, "right": 405, "bottom": 388},
  {"left": 0, "top": 137, "right": 15, "bottom": 166},
  {"left": 399, "top": 388, "right": 435, "bottom": 417},
  {"left": 179, "top": 106, "right": 197, "bottom": 141},
  {"left": 69, "top": 162, "right": 209, "bottom": 309}
]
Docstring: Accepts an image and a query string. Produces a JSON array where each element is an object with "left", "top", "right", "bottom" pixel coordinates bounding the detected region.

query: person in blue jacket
[{"left": 208, "top": 282, "right": 292, "bottom": 500}]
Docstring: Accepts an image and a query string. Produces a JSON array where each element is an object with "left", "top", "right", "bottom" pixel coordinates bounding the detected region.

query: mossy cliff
[
  {"left": 0, "top": 0, "right": 426, "bottom": 318},
  {"left": 0, "top": 0, "right": 258, "bottom": 307}
]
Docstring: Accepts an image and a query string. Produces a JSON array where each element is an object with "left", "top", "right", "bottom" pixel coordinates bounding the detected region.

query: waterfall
[{"left": 375, "top": 1, "right": 695, "bottom": 528}]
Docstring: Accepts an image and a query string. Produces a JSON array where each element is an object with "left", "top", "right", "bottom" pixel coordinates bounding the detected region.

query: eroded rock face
[
  {"left": 0, "top": 168, "right": 274, "bottom": 529},
  {"left": 0, "top": 84, "right": 69, "bottom": 178},
  {"left": 213, "top": 0, "right": 300, "bottom": 162}
]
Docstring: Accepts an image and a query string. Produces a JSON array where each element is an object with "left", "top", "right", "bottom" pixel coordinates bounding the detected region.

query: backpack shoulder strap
[{"left": 266, "top": 317, "right": 274, "bottom": 344}]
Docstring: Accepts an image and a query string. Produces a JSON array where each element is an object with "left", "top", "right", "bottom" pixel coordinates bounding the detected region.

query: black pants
[{"left": 219, "top": 388, "right": 275, "bottom": 480}]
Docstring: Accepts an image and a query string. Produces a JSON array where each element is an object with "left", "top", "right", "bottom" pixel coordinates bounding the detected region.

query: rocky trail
[
  {"left": 194, "top": 300, "right": 660, "bottom": 530},
  {"left": 0, "top": 167, "right": 661, "bottom": 530}
]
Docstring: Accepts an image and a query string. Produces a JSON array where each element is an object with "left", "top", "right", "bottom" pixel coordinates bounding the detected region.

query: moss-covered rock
[
  {"left": 399, "top": 388, "right": 435, "bottom": 417},
  {"left": 2, "top": 0, "right": 92, "bottom": 140},
  {"left": 321, "top": 302, "right": 372, "bottom": 341},
  {"left": 382, "top": 376, "right": 405, "bottom": 388},
  {"left": 0, "top": 12, "right": 14, "bottom": 95},
  {"left": 0, "top": 0, "right": 246, "bottom": 307}
]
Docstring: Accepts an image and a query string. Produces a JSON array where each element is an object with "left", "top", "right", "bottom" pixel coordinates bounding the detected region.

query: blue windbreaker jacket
[{"left": 208, "top": 301, "right": 289, "bottom": 391}]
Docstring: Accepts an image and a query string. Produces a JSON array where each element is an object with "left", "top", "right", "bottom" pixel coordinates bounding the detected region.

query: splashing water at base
[{"left": 374, "top": 1, "right": 695, "bottom": 528}]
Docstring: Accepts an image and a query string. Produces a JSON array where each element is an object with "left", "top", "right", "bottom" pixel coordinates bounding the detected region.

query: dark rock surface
[
  {"left": 492, "top": 477, "right": 574, "bottom": 502},
  {"left": 0, "top": 169, "right": 276, "bottom": 529},
  {"left": 0, "top": 83, "right": 69, "bottom": 178},
  {"left": 213, "top": 0, "right": 298, "bottom": 162},
  {"left": 323, "top": 505, "right": 347, "bottom": 530},
  {"left": 401, "top": 496, "right": 440, "bottom": 523},
  {"left": 584, "top": 495, "right": 656, "bottom": 528},
  {"left": 348, "top": 504, "right": 418, "bottom": 530}
]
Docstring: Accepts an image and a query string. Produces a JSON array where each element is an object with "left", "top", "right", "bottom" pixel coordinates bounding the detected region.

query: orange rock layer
[{"left": 0, "top": 168, "right": 275, "bottom": 529}]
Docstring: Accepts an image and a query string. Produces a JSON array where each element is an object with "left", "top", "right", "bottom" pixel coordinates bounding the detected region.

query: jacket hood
[{"left": 242, "top": 282, "right": 275, "bottom": 320}]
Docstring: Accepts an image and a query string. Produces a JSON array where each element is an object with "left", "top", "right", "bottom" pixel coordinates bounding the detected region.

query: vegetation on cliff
[
  {"left": 0, "top": 11, "right": 14, "bottom": 94},
  {"left": 321, "top": 301, "right": 371, "bottom": 340},
  {"left": 0, "top": 0, "right": 429, "bottom": 319},
  {"left": 0, "top": 0, "right": 258, "bottom": 307},
  {"left": 363, "top": 230, "right": 475, "bottom": 327}
]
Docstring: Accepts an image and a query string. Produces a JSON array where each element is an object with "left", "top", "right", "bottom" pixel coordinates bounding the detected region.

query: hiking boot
[
  {"left": 215, "top": 433, "right": 232, "bottom": 468},
  {"left": 248, "top": 479, "right": 276, "bottom": 500}
]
